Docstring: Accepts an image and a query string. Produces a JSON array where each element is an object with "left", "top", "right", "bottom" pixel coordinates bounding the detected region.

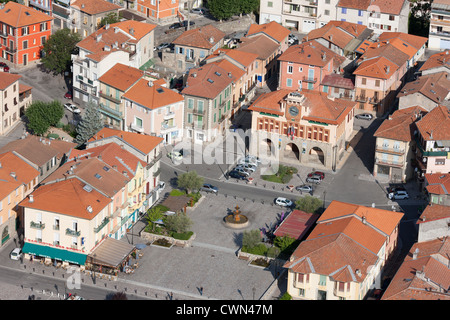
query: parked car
[
  {"left": 296, "top": 185, "right": 314, "bottom": 194},
  {"left": 167, "top": 151, "right": 183, "bottom": 161},
  {"left": 64, "top": 91, "right": 72, "bottom": 99},
  {"left": 275, "top": 197, "right": 293, "bottom": 207},
  {"left": 355, "top": 113, "right": 373, "bottom": 120},
  {"left": 388, "top": 190, "right": 409, "bottom": 200},
  {"left": 10, "top": 248, "right": 22, "bottom": 260},
  {"left": 64, "top": 103, "right": 81, "bottom": 114},
  {"left": 246, "top": 155, "right": 261, "bottom": 164},
  {"left": 387, "top": 185, "right": 406, "bottom": 194},
  {"left": 228, "top": 170, "right": 248, "bottom": 180},
  {"left": 169, "top": 22, "right": 183, "bottom": 29},
  {"left": 307, "top": 171, "right": 325, "bottom": 180},
  {"left": 155, "top": 42, "right": 170, "bottom": 51},
  {"left": 238, "top": 157, "right": 258, "bottom": 166},
  {"left": 306, "top": 176, "right": 322, "bottom": 184},
  {"left": 235, "top": 163, "right": 256, "bottom": 172},
  {"left": 191, "top": 8, "right": 204, "bottom": 14},
  {"left": 158, "top": 181, "right": 166, "bottom": 191},
  {"left": 288, "top": 34, "right": 298, "bottom": 45},
  {"left": 182, "top": 20, "right": 195, "bottom": 27},
  {"left": 0, "top": 62, "right": 9, "bottom": 72},
  {"left": 234, "top": 167, "right": 250, "bottom": 177},
  {"left": 200, "top": 183, "right": 218, "bottom": 194}
]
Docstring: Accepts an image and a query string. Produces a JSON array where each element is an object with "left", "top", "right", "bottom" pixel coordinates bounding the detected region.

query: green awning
[{"left": 22, "top": 242, "right": 87, "bottom": 265}]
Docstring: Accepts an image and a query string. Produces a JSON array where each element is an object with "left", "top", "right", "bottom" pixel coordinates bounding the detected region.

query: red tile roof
[
  {"left": 415, "top": 105, "right": 450, "bottom": 141},
  {"left": 0, "top": 151, "right": 40, "bottom": 200},
  {"left": 425, "top": 173, "right": 450, "bottom": 196},
  {"left": 172, "top": 24, "right": 225, "bottom": 49},
  {"left": 420, "top": 50, "right": 450, "bottom": 73},
  {"left": 273, "top": 210, "right": 320, "bottom": 240},
  {"left": 88, "top": 128, "right": 163, "bottom": 155},
  {"left": 0, "top": 73, "right": 21, "bottom": 90},
  {"left": 374, "top": 106, "right": 427, "bottom": 141},
  {"left": 122, "top": 78, "right": 184, "bottom": 110},
  {"left": 71, "top": 0, "right": 121, "bottom": 15},
  {"left": 278, "top": 40, "right": 345, "bottom": 68},
  {"left": 321, "top": 74, "right": 354, "bottom": 90},
  {"left": 20, "top": 178, "right": 111, "bottom": 220},
  {"left": 0, "top": 2, "right": 53, "bottom": 28},
  {"left": 354, "top": 56, "right": 399, "bottom": 79},
  {"left": 182, "top": 63, "right": 236, "bottom": 99},
  {"left": 306, "top": 20, "right": 368, "bottom": 50},
  {"left": 382, "top": 238, "right": 450, "bottom": 300},
  {"left": 246, "top": 21, "right": 290, "bottom": 44},
  {"left": 98, "top": 63, "right": 144, "bottom": 91},
  {"left": 397, "top": 72, "right": 450, "bottom": 105},
  {"left": 417, "top": 203, "right": 450, "bottom": 224},
  {"left": 206, "top": 48, "right": 258, "bottom": 69}
]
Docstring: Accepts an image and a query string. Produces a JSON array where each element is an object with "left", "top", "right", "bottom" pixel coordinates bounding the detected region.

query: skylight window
[
  {"left": 207, "top": 78, "right": 214, "bottom": 83},
  {"left": 214, "top": 71, "right": 221, "bottom": 76},
  {"left": 95, "top": 173, "right": 102, "bottom": 179},
  {"left": 83, "top": 184, "right": 93, "bottom": 192}
]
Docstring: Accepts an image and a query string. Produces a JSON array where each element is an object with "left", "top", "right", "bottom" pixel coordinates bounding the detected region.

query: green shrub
[
  {"left": 47, "top": 133, "right": 59, "bottom": 139},
  {"left": 279, "top": 292, "right": 292, "bottom": 300},
  {"left": 266, "top": 246, "right": 280, "bottom": 258},
  {"left": 171, "top": 231, "right": 193, "bottom": 240},
  {"left": 242, "top": 243, "right": 268, "bottom": 256},
  {"left": 281, "top": 174, "right": 293, "bottom": 184},
  {"left": 170, "top": 189, "right": 186, "bottom": 196}
]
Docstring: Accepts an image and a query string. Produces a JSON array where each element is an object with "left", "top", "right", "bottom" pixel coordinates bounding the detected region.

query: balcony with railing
[
  {"left": 302, "top": 76, "right": 317, "bottom": 83},
  {"left": 375, "top": 145, "right": 405, "bottom": 155},
  {"left": 30, "top": 221, "right": 45, "bottom": 229},
  {"left": 99, "top": 103, "right": 123, "bottom": 121},
  {"left": 94, "top": 217, "right": 110, "bottom": 233},
  {"left": 163, "top": 111, "right": 175, "bottom": 120},
  {"left": 99, "top": 91, "right": 121, "bottom": 104},
  {"left": 368, "top": 96, "right": 380, "bottom": 105},
  {"left": 375, "top": 157, "right": 404, "bottom": 168},
  {"left": 65, "top": 228, "right": 81, "bottom": 237},
  {"left": 355, "top": 95, "right": 368, "bottom": 102}
]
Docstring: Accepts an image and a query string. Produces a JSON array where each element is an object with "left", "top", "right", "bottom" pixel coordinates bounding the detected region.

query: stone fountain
[{"left": 224, "top": 205, "right": 249, "bottom": 229}]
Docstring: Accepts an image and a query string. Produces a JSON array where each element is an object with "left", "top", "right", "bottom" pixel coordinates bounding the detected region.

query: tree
[
  {"left": 165, "top": 212, "right": 192, "bottom": 234},
  {"left": 146, "top": 206, "right": 165, "bottom": 232},
  {"left": 239, "top": 0, "right": 259, "bottom": 14},
  {"left": 295, "top": 195, "right": 323, "bottom": 214},
  {"left": 242, "top": 229, "right": 261, "bottom": 249},
  {"left": 98, "top": 12, "right": 120, "bottom": 28},
  {"left": 41, "top": 29, "right": 81, "bottom": 75},
  {"left": 74, "top": 100, "right": 103, "bottom": 145},
  {"left": 25, "top": 100, "right": 64, "bottom": 136},
  {"left": 177, "top": 171, "right": 204, "bottom": 194},
  {"left": 208, "top": 0, "right": 240, "bottom": 21}
]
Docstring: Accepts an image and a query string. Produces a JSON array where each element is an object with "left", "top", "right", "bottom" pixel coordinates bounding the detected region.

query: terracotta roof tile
[
  {"left": 321, "top": 74, "right": 354, "bottom": 90},
  {"left": 98, "top": 63, "right": 144, "bottom": 91},
  {"left": 0, "top": 2, "right": 53, "bottom": 28},
  {"left": 382, "top": 238, "right": 450, "bottom": 300},
  {"left": 88, "top": 128, "right": 163, "bottom": 155},
  {"left": 0, "top": 135, "right": 75, "bottom": 166},
  {"left": 417, "top": 203, "right": 450, "bottom": 224},
  {"left": 278, "top": 40, "right": 345, "bottom": 68},
  {"left": 246, "top": 21, "right": 290, "bottom": 44},
  {"left": 182, "top": 63, "right": 236, "bottom": 99},
  {"left": 415, "top": 105, "right": 450, "bottom": 141},
  {"left": 397, "top": 72, "right": 450, "bottom": 105},
  {"left": 374, "top": 106, "right": 427, "bottom": 141},
  {"left": 0, "top": 151, "right": 40, "bottom": 200},
  {"left": 425, "top": 173, "right": 450, "bottom": 195},
  {"left": 306, "top": 21, "right": 364, "bottom": 50},
  {"left": 237, "top": 35, "right": 279, "bottom": 60},
  {"left": 172, "top": 24, "right": 225, "bottom": 49},
  {"left": 122, "top": 78, "right": 184, "bottom": 109},
  {"left": 0, "top": 73, "right": 21, "bottom": 90},
  {"left": 72, "top": 0, "right": 121, "bottom": 15},
  {"left": 206, "top": 48, "right": 258, "bottom": 69},
  {"left": 20, "top": 178, "right": 111, "bottom": 220},
  {"left": 354, "top": 56, "right": 399, "bottom": 79},
  {"left": 420, "top": 50, "right": 450, "bottom": 73}
]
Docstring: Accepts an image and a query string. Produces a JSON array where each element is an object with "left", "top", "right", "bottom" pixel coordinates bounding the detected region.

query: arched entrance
[
  {"left": 310, "top": 146, "right": 325, "bottom": 165},
  {"left": 262, "top": 138, "right": 274, "bottom": 156},
  {"left": 285, "top": 143, "right": 300, "bottom": 161}
]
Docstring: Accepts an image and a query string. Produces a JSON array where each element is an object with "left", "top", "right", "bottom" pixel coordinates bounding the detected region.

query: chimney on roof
[
  {"left": 96, "top": 34, "right": 102, "bottom": 43},
  {"left": 413, "top": 248, "right": 419, "bottom": 260},
  {"left": 386, "top": 65, "right": 390, "bottom": 74},
  {"left": 105, "top": 24, "right": 110, "bottom": 30},
  {"left": 362, "top": 215, "right": 366, "bottom": 224},
  {"left": 322, "top": 52, "right": 326, "bottom": 61},
  {"left": 129, "top": 28, "right": 135, "bottom": 36},
  {"left": 209, "top": 37, "right": 214, "bottom": 44},
  {"left": 148, "top": 80, "right": 153, "bottom": 87},
  {"left": 10, "top": 172, "right": 16, "bottom": 179},
  {"left": 29, "top": 194, "right": 34, "bottom": 203},
  {"left": 87, "top": 205, "right": 93, "bottom": 213}
]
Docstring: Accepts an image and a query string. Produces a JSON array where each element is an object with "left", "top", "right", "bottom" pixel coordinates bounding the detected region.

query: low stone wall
[{"left": 141, "top": 231, "right": 196, "bottom": 248}]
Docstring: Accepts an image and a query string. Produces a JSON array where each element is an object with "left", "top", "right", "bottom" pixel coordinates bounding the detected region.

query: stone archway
[
  {"left": 285, "top": 142, "right": 300, "bottom": 161},
  {"left": 263, "top": 138, "right": 274, "bottom": 157},
  {"left": 310, "top": 146, "right": 325, "bottom": 165}
]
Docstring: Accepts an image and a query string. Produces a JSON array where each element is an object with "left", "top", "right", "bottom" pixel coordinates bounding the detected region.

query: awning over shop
[
  {"left": 86, "top": 237, "right": 136, "bottom": 269},
  {"left": 22, "top": 242, "right": 87, "bottom": 265}
]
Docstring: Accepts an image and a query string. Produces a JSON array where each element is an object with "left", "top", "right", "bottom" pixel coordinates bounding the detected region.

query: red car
[
  {"left": 64, "top": 91, "right": 72, "bottom": 99},
  {"left": 307, "top": 171, "right": 325, "bottom": 180},
  {"left": 0, "top": 62, "right": 9, "bottom": 72}
]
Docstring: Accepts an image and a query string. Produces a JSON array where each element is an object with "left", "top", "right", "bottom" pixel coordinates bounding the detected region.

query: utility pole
[{"left": 186, "top": 0, "right": 195, "bottom": 31}]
